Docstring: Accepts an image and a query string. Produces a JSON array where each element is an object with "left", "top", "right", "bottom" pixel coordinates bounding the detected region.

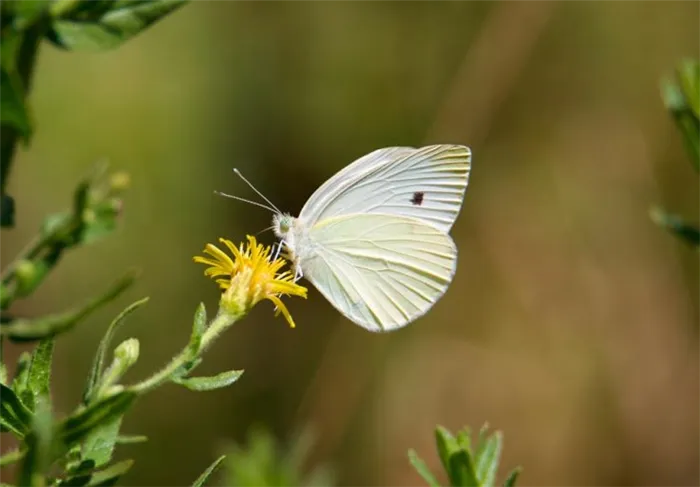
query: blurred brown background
[{"left": 2, "top": 1, "right": 699, "bottom": 485}]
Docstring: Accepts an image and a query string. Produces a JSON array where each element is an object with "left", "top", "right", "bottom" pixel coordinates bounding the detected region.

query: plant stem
[
  {"left": 1, "top": 24, "right": 44, "bottom": 192},
  {"left": 129, "top": 310, "right": 238, "bottom": 394}
]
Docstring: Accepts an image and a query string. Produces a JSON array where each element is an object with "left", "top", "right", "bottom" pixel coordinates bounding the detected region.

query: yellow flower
[{"left": 193, "top": 236, "right": 307, "bottom": 328}]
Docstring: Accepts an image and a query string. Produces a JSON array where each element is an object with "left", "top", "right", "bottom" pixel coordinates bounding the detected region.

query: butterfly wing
[
  {"left": 299, "top": 213, "right": 457, "bottom": 332},
  {"left": 299, "top": 144, "right": 471, "bottom": 232}
]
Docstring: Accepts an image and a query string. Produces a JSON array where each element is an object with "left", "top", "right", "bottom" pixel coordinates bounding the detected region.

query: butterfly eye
[{"left": 274, "top": 213, "right": 293, "bottom": 235}]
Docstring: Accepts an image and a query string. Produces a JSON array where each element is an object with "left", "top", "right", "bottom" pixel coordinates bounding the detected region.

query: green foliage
[
  {"left": 409, "top": 424, "right": 521, "bottom": 487},
  {"left": 0, "top": 2, "right": 262, "bottom": 485},
  {"left": 0, "top": 2, "right": 524, "bottom": 486},
  {"left": 654, "top": 59, "right": 700, "bottom": 248},
  {"left": 47, "top": 0, "right": 188, "bottom": 52},
  {"left": 0, "top": 67, "right": 32, "bottom": 140},
  {"left": 192, "top": 455, "right": 226, "bottom": 487},
  {"left": 172, "top": 369, "right": 244, "bottom": 392},
  {"left": 219, "top": 427, "right": 334, "bottom": 487}
]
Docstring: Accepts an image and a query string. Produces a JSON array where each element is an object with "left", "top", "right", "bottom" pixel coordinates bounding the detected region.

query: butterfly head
[{"left": 273, "top": 213, "right": 296, "bottom": 240}]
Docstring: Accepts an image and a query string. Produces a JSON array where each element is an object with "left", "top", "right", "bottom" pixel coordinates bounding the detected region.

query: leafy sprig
[{"left": 409, "top": 424, "right": 521, "bottom": 487}]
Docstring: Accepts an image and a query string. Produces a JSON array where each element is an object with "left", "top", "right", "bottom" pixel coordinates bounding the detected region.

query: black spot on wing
[{"left": 410, "top": 191, "right": 425, "bottom": 206}]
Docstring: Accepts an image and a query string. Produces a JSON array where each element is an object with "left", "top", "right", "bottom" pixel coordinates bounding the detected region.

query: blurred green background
[{"left": 2, "top": 1, "right": 699, "bottom": 485}]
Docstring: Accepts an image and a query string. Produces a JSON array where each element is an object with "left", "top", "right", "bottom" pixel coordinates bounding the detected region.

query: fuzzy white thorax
[{"left": 273, "top": 213, "right": 307, "bottom": 280}]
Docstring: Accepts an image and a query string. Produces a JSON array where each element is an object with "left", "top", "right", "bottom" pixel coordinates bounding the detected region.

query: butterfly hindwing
[{"left": 298, "top": 213, "right": 458, "bottom": 332}]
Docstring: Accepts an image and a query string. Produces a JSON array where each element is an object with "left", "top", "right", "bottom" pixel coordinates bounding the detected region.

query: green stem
[
  {"left": 1, "top": 24, "right": 44, "bottom": 193},
  {"left": 129, "top": 310, "right": 238, "bottom": 394}
]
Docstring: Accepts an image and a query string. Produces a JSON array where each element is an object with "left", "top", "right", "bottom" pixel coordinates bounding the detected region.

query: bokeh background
[{"left": 2, "top": 1, "right": 699, "bottom": 485}]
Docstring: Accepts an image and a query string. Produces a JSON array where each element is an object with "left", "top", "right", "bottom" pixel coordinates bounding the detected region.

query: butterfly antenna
[
  {"left": 255, "top": 224, "right": 276, "bottom": 237},
  {"left": 232, "top": 168, "right": 282, "bottom": 214},
  {"left": 214, "top": 191, "right": 277, "bottom": 213}
]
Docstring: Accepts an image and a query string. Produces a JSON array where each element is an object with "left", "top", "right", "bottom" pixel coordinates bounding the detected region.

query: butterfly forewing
[
  {"left": 299, "top": 213, "right": 458, "bottom": 331},
  {"left": 299, "top": 145, "right": 471, "bottom": 232}
]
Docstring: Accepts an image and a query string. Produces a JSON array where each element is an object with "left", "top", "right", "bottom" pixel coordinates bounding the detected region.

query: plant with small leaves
[
  {"left": 1, "top": 0, "right": 187, "bottom": 226},
  {"left": 0, "top": 234, "right": 308, "bottom": 485},
  {"left": 218, "top": 427, "right": 334, "bottom": 487},
  {"left": 652, "top": 59, "right": 700, "bottom": 248},
  {"left": 408, "top": 424, "right": 521, "bottom": 487}
]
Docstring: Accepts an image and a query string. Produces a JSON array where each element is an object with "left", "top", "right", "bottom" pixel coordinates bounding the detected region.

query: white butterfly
[{"left": 226, "top": 144, "right": 471, "bottom": 332}]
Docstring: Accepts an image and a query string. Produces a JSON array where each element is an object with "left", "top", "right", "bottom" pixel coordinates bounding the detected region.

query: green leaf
[
  {"left": 650, "top": 206, "right": 700, "bottom": 248},
  {"left": 173, "top": 369, "right": 244, "bottom": 391},
  {"left": 447, "top": 450, "right": 479, "bottom": 487},
  {"left": 677, "top": 59, "right": 700, "bottom": 119},
  {"left": 86, "top": 459, "right": 134, "bottom": 486},
  {"left": 115, "top": 434, "right": 147, "bottom": 444},
  {"left": 47, "top": 0, "right": 187, "bottom": 51},
  {"left": 18, "top": 395, "right": 52, "bottom": 487},
  {"left": 189, "top": 302, "right": 207, "bottom": 355},
  {"left": 16, "top": 338, "right": 54, "bottom": 412},
  {"left": 0, "top": 383, "right": 33, "bottom": 437},
  {"left": 475, "top": 432, "right": 502, "bottom": 487},
  {"left": 0, "top": 362, "right": 7, "bottom": 385},
  {"left": 56, "top": 391, "right": 137, "bottom": 451},
  {"left": 503, "top": 467, "right": 521, "bottom": 487},
  {"left": 408, "top": 449, "right": 441, "bottom": 487},
  {"left": 1, "top": 269, "right": 140, "bottom": 341},
  {"left": 662, "top": 61, "right": 700, "bottom": 171},
  {"left": 59, "top": 459, "right": 134, "bottom": 487},
  {"left": 12, "top": 0, "right": 51, "bottom": 29},
  {"left": 456, "top": 428, "right": 473, "bottom": 457},
  {"left": 1, "top": 192, "right": 15, "bottom": 228},
  {"left": 27, "top": 338, "right": 54, "bottom": 399},
  {"left": 435, "top": 426, "right": 460, "bottom": 483},
  {"left": 192, "top": 455, "right": 225, "bottom": 487},
  {"left": 0, "top": 67, "right": 32, "bottom": 139},
  {"left": 83, "top": 297, "right": 149, "bottom": 404},
  {"left": 81, "top": 417, "right": 122, "bottom": 468},
  {"left": 11, "top": 351, "right": 31, "bottom": 395},
  {"left": 0, "top": 447, "right": 26, "bottom": 466}
]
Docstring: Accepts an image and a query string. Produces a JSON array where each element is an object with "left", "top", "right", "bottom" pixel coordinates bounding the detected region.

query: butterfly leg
[
  {"left": 294, "top": 264, "right": 304, "bottom": 282},
  {"left": 271, "top": 241, "right": 282, "bottom": 261}
]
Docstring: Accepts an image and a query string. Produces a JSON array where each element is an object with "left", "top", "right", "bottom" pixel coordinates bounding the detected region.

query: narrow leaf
[
  {"left": 408, "top": 449, "right": 441, "bottom": 487},
  {"left": 1, "top": 270, "right": 140, "bottom": 341},
  {"left": 447, "top": 450, "right": 479, "bottom": 487},
  {"left": 0, "top": 68, "right": 32, "bottom": 139},
  {"left": 650, "top": 206, "right": 700, "bottom": 248},
  {"left": 87, "top": 459, "right": 134, "bottom": 487},
  {"left": 0, "top": 383, "right": 33, "bottom": 437},
  {"left": 475, "top": 433, "right": 502, "bottom": 487},
  {"left": 115, "top": 434, "right": 147, "bottom": 444},
  {"left": 192, "top": 455, "right": 225, "bottom": 487},
  {"left": 435, "top": 426, "right": 460, "bottom": 484},
  {"left": 0, "top": 447, "right": 26, "bottom": 466},
  {"left": 83, "top": 297, "right": 149, "bottom": 404},
  {"left": 27, "top": 338, "right": 54, "bottom": 398},
  {"left": 58, "top": 458, "right": 134, "bottom": 487},
  {"left": 1, "top": 192, "right": 16, "bottom": 228},
  {"left": 48, "top": 0, "right": 187, "bottom": 51},
  {"left": 503, "top": 467, "right": 521, "bottom": 487},
  {"left": 11, "top": 351, "right": 31, "bottom": 396},
  {"left": 173, "top": 370, "right": 244, "bottom": 391},
  {"left": 188, "top": 302, "right": 207, "bottom": 355},
  {"left": 0, "top": 335, "right": 8, "bottom": 385},
  {"left": 18, "top": 396, "right": 52, "bottom": 487},
  {"left": 56, "top": 391, "right": 137, "bottom": 451},
  {"left": 677, "top": 59, "right": 700, "bottom": 119},
  {"left": 662, "top": 70, "right": 700, "bottom": 171}
]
